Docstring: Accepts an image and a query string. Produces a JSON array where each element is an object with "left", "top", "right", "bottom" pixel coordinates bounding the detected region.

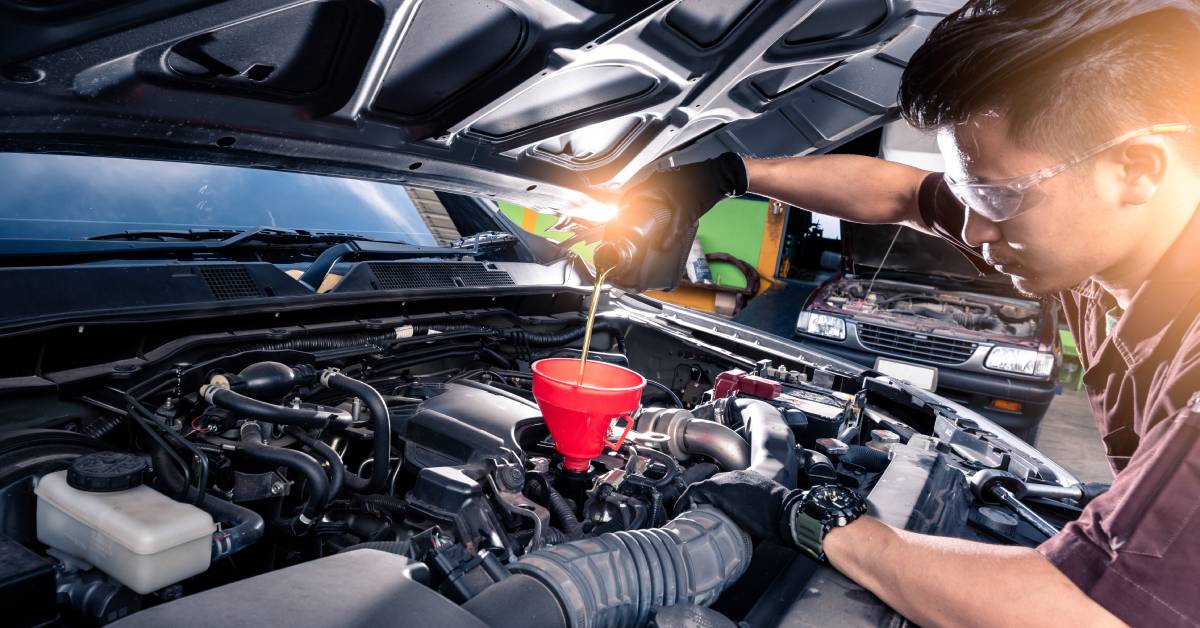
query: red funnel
[{"left": 532, "top": 358, "right": 646, "bottom": 472}]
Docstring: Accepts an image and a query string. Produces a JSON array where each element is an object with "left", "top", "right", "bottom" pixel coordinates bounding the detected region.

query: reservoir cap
[{"left": 67, "top": 452, "right": 148, "bottom": 492}]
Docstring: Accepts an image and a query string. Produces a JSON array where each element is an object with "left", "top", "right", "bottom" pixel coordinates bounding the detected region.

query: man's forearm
[
  {"left": 743, "top": 155, "right": 933, "bottom": 231},
  {"left": 823, "top": 517, "right": 1124, "bottom": 628}
]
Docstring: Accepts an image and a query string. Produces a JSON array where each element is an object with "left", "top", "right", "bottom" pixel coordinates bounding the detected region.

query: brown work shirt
[{"left": 918, "top": 173, "right": 1200, "bottom": 626}]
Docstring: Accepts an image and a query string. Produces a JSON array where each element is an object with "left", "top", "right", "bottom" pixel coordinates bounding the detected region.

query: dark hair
[{"left": 900, "top": 0, "right": 1200, "bottom": 157}]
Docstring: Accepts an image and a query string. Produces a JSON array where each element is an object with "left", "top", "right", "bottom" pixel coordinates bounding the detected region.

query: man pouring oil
[{"left": 603, "top": 1, "right": 1200, "bottom": 626}]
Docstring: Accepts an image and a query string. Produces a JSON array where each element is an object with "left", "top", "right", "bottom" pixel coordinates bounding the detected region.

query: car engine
[
  {"left": 821, "top": 278, "right": 1041, "bottom": 337},
  {"left": 0, "top": 301, "right": 1085, "bottom": 627}
]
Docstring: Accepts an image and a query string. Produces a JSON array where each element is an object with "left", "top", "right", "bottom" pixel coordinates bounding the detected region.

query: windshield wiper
[
  {"left": 0, "top": 226, "right": 469, "bottom": 266},
  {"left": 85, "top": 226, "right": 384, "bottom": 245}
]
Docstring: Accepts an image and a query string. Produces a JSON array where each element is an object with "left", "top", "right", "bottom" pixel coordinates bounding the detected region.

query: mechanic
[{"left": 621, "top": 1, "right": 1200, "bottom": 626}]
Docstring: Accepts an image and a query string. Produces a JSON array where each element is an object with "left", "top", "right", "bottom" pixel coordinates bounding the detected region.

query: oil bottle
[{"left": 593, "top": 190, "right": 697, "bottom": 292}]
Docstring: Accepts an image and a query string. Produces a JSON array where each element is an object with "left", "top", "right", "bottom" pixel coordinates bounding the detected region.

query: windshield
[{"left": 0, "top": 153, "right": 440, "bottom": 245}]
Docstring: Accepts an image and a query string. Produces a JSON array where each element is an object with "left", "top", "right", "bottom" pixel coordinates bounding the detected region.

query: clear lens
[
  {"left": 948, "top": 182, "right": 1026, "bottom": 221},
  {"left": 985, "top": 346, "right": 1055, "bottom": 377},
  {"left": 797, "top": 312, "right": 846, "bottom": 340}
]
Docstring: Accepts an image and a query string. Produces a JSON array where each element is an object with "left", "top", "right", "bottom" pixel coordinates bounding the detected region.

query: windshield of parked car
[{"left": 0, "top": 153, "right": 440, "bottom": 245}]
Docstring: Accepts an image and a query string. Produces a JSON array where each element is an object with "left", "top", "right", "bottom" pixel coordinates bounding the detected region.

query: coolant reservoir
[{"left": 34, "top": 453, "right": 214, "bottom": 594}]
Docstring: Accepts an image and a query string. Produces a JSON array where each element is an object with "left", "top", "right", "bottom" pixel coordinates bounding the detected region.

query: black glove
[
  {"left": 676, "top": 470, "right": 801, "bottom": 545},
  {"left": 617, "top": 153, "right": 748, "bottom": 248}
]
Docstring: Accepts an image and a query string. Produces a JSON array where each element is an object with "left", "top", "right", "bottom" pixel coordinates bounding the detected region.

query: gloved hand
[
  {"left": 676, "top": 470, "right": 801, "bottom": 545},
  {"left": 616, "top": 152, "right": 748, "bottom": 249}
]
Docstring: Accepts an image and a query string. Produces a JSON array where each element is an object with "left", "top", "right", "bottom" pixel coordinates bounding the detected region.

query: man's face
[{"left": 937, "top": 114, "right": 1151, "bottom": 296}]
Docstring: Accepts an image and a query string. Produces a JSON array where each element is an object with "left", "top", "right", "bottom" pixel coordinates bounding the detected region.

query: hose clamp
[{"left": 319, "top": 368, "right": 340, "bottom": 388}]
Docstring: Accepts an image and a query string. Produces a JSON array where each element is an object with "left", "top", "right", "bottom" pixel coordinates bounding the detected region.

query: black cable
[
  {"left": 644, "top": 379, "right": 683, "bottom": 407},
  {"left": 126, "top": 406, "right": 191, "bottom": 499},
  {"left": 125, "top": 395, "right": 209, "bottom": 506}
]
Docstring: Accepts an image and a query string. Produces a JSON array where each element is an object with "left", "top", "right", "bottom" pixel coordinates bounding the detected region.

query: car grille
[{"left": 856, "top": 323, "right": 977, "bottom": 365}]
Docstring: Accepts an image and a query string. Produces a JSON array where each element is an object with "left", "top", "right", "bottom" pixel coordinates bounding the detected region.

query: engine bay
[
  {"left": 821, "top": 278, "right": 1042, "bottom": 338},
  {"left": 0, "top": 295, "right": 1085, "bottom": 627}
]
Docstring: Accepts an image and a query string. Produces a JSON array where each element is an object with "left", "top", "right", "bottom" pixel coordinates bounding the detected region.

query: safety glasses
[{"left": 944, "top": 123, "right": 1193, "bottom": 222}]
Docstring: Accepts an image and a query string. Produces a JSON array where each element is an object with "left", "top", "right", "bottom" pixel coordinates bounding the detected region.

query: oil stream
[{"left": 576, "top": 267, "right": 613, "bottom": 384}]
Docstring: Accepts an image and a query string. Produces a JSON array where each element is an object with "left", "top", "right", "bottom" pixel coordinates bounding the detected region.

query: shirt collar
[{"left": 1104, "top": 205, "right": 1200, "bottom": 368}]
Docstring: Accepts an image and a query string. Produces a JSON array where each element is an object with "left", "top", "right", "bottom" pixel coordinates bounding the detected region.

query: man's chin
[{"left": 1008, "top": 273, "right": 1063, "bottom": 299}]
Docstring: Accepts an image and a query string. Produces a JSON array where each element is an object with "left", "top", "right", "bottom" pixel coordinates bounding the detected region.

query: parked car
[
  {"left": 0, "top": 2, "right": 1099, "bottom": 627},
  {"left": 795, "top": 222, "right": 1060, "bottom": 444}
]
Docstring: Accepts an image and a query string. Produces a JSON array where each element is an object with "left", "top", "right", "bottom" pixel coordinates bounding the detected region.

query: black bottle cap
[{"left": 66, "top": 452, "right": 149, "bottom": 492}]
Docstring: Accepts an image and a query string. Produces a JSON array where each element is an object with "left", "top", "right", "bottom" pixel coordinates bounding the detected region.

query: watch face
[{"left": 811, "top": 486, "right": 854, "bottom": 510}]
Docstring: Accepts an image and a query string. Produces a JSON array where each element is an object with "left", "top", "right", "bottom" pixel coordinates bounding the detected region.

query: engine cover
[{"left": 396, "top": 383, "right": 543, "bottom": 470}]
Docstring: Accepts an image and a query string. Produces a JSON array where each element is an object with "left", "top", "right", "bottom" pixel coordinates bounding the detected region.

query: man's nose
[{"left": 962, "top": 208, "right": 1003, "bottom": 248}]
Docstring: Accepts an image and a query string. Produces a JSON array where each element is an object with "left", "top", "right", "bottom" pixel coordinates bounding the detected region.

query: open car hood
[
  {"left": 0, "top": 0, "right": 961, "bottom": 219},
  {"left": 843, "top": 222, "right": 984, "bottom": 280}
]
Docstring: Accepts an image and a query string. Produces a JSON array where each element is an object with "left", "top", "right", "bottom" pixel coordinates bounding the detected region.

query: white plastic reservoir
[{"left": 35, "top": 470, "right": 214, "bottom": 594}]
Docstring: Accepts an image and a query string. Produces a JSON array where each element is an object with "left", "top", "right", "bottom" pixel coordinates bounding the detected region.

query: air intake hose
[
  {"left": 721, "top": 398, "right": 797, "bottom": 486},
  {"left": 641, "top": 399, "right": 798, "bottom": 487},
  {"left": 636, "top": 408, "right": 750, "bottom": 471},
  {"left": 478, "top": 507, "right": 750, "bottom": 628}
]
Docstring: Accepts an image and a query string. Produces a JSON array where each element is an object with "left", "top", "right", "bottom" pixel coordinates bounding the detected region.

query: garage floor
[{"left": 1032, "top": 389, "right": 1113, "bottom": 483}]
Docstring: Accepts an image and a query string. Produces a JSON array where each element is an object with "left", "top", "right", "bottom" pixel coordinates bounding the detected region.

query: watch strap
[{"left": 787, "top": 507, "right": 828, "bottom": 562}]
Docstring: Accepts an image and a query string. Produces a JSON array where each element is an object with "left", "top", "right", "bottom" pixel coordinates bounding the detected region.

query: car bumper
[{"left": 795, "top": 337, "right": 1057, "bottom": 443}]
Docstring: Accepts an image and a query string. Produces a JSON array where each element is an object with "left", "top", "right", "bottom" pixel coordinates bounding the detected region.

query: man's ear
[{"left": 1115, "top": 138, "right": 1169, "bottom": 206}]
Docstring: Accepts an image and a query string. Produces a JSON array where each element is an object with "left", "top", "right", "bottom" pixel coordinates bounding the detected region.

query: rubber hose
[
  {"left": 628, "top": 445, "right": 681, "bottom": 489},
  {"left": 682, "top": 421, "right": 750, "bottom": 471},
  {"left": 528, "top": 476, "right": 584, "bottom": 540},
  {"left": 324, "top": 372, "right": 392, "bottom": 495},
  {"left": 82, "top": 416, "right": 124, "bottom": 440},
  {"left": 200, "top": 494, "right": 266, "bottom": 561},
  {"left": 205, "top": 388, "right": 350, "bottom": 429},
  {"left": 341, "top": 540, "right": 411, "bottom": 557},
  {"left": 238, "top": 422, "right": 328, "bottom": 534},
  {"left": 509, "top": 507, "right": 751, "bottom": 628},
  {"left": 728, "top": 399, "right": 798, "bottom": 487},
  {"left": 842, "top": 445, "right": 889, "bottom": 472},
  {"left": 285, "top": 427, "right": 344, "bottom": 502},
  {"left": 148, "top": 440, "right": 190, "bottom": 498},
  {"left": 353, "top": 493, "right": 408, "bottom": 519},
  {"left": 512, "top": 526, "right": 568, "bottom": 549}
]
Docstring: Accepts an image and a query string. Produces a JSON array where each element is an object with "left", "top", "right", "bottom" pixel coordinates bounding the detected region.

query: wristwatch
[{"left": 784, "top": 484, "right": 867, "bottom": 563}]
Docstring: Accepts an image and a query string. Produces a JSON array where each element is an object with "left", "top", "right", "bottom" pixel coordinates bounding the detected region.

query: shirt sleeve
[
  {"left": 915, "top": 172, "right": 992, "bottom": 275},
  {"left": 1038, "top": 405, "right": 1200, "bottom": 625}
]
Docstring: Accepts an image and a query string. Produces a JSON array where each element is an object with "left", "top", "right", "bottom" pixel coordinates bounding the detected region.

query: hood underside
[
  {"left": 0, "top": 0, "right": 961, "bottom": 216},
  {"left": 842, "top": 222, "right": 1012, "bottom": 285}
]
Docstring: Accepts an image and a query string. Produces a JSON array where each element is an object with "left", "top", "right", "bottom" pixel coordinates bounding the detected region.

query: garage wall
[{"left": 498, "top": 198, "right": 769, "bottom": 289}]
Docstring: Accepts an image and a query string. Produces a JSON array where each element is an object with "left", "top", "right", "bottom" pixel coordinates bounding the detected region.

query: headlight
[
  {"left": 797, "top": 312, "right": 846, "bottom": 340},
  {"left": 985, "top": 346, "right": 1055, "bottom": 377}
]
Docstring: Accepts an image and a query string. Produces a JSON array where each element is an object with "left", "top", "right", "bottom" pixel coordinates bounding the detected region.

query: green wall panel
[{"left": 497, "top": 198, "right": 769, "bottom": 288}]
